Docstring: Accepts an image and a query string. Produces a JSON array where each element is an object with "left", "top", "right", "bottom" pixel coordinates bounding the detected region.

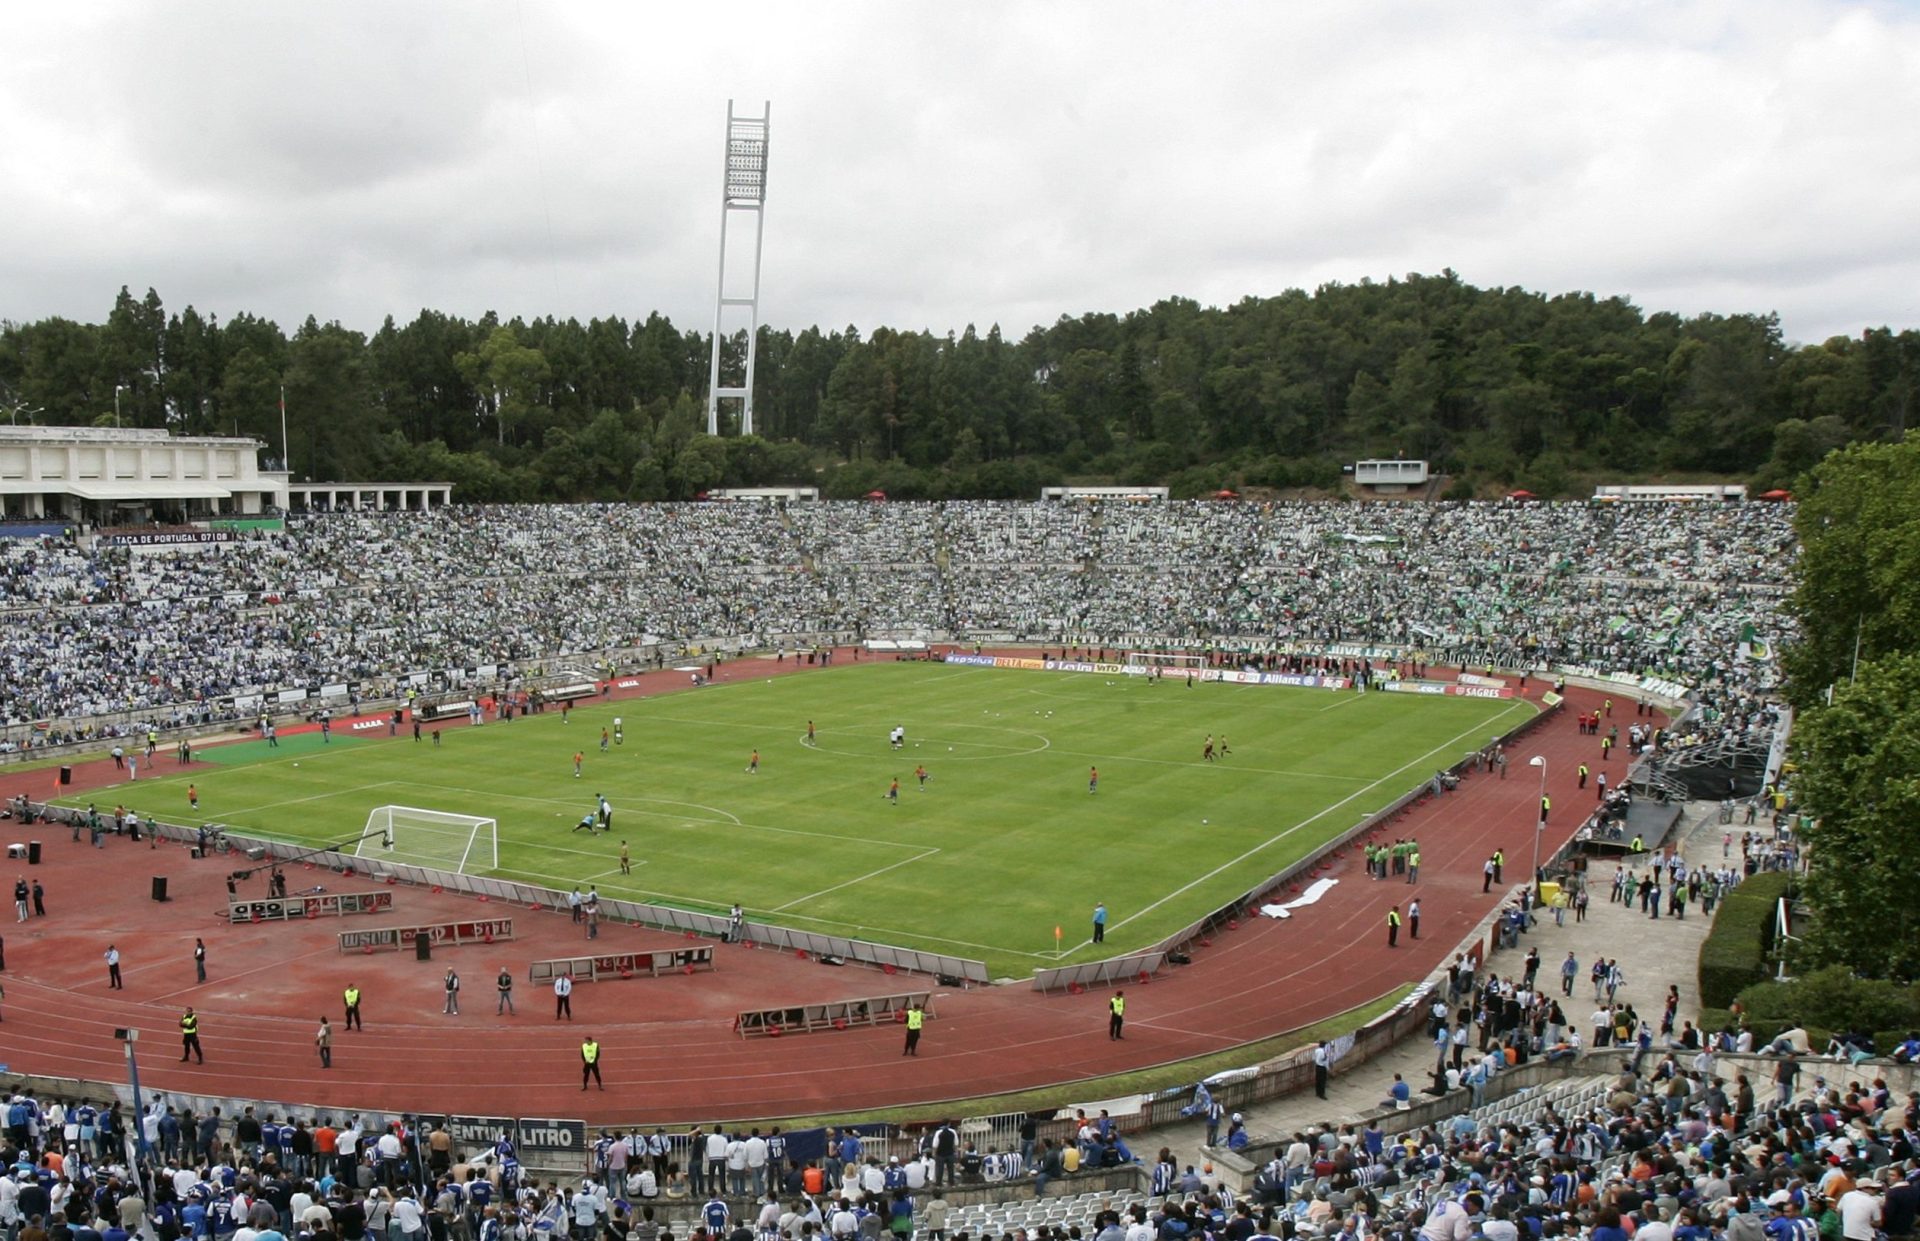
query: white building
[
  {"left": 0, "top": 426, "right": 290, "bottom": 524},
  {"left": 1352, "top": 459, "right": 1430, "bottom": 489},
  {"left": 707, "top": 486, "right": 820, "bottom": 503}
]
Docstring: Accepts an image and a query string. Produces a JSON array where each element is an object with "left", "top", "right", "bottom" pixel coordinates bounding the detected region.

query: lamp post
[
  {"left": 114, "top": 384, "right": 127, "bottom": 428},
  {"left": 1528, "top": 755, "right": 1547, "bottom": 896},
  {"left": 115, "top": 1026, "right": 156, "bottom": 1203}
]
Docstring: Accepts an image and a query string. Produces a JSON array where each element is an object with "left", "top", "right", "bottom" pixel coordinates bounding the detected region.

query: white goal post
[
  {"left": 356, "top": 805, "right": 499, "bottom": 875},
  {"left": 1122, "top": 651, "right": 1208, "bottom": 671}
]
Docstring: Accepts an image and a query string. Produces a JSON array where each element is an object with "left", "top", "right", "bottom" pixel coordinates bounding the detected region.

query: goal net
[
  {"left": 356, "top": 805, "right": 499, "bottom": 875},
  {"left": 1123, "top": 651, "right": 1207, "bottom": 671}
]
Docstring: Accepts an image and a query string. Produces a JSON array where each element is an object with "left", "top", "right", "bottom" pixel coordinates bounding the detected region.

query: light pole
[
  {"left": 114, "top": 384, "right": 128, "bottom": 428},
  {"left": 1529, "top": 755, "right": 1547, "bottom": 896},
  {"left": 114, "top": 1026, "right": 155, "bottom": 1202}
]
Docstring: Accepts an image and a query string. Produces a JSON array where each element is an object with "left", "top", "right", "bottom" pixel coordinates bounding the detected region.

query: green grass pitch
[{"left": 69, "top": 663, "right": 1531, "bottom": 978}]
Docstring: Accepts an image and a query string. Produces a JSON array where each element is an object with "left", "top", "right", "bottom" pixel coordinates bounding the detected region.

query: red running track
[{"left": 0, "top": 659, "right": 1649, "bottom": 1123}]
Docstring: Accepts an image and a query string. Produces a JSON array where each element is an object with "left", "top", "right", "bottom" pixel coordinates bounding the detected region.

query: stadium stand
[
  {"left": 0, "top": 498, "right": 1851, "bottom": 1241},
  {"left": 0, "top": 501, "right": 1793, "bottom": 748}
]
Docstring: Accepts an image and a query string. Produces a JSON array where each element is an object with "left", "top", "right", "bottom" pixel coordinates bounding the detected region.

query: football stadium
[
  {"left": 1, "top": 496, "right": 1801, "bottom": 1140},
  {"left": 4, "top": 9, "right": 1908, "bottom": 1241}
]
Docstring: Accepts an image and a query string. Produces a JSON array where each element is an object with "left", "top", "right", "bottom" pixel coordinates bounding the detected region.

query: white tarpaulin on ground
[{"left": 1259, "top": 877, "right": 1338, "bottom": 919}]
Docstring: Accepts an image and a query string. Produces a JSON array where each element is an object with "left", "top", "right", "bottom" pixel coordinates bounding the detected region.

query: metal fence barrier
[
  {"left": 528, "top": 947, "right": 714, "bottom": 982},
  {"left": 736, "top": 991, "right": 932, "bottom": 1039}
]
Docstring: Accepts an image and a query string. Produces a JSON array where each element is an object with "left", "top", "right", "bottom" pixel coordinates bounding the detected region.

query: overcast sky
[{"left": 4, "top": 1, "right": 1916, "bottom": 346}]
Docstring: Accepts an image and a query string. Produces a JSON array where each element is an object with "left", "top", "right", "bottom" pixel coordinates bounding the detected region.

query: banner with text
[
  {"left": 338, "top": 918, "right": 515, "bottom": 953},
  {"left": 515, "top": 1118, "right": 588, "bottom": 1154},
  {"left": 229, "top": 891, "right": 394, "bottom": 924},
  {"left": 1379, "top": 679, "right": 1515, "bottom": 699},
  {"left": 942, "top": 652, "right": 1349, "bottom": 690}
]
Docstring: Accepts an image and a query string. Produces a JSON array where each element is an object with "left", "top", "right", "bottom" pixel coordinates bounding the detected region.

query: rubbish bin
[
  {"left": 151, "top": 876, "right": 170, "bottom": 902},
  {"left": 27, "top": 841, "right": 42, "bottom": 865},
  {"left": 415, "top": 935, "right": 432, "bottom": 961},
  {"left": 58, "top": 766, "right": 72, "bottom": 786}
]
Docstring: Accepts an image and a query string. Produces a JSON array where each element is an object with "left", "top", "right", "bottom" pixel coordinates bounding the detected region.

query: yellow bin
[{"left": 1538, "top": 881, "right": 1563, "bottom": 907}]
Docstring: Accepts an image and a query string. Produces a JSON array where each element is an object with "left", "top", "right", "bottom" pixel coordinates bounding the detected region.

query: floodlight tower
[{"left": 705, "top": 100, "right": 771, "bottom": 437}]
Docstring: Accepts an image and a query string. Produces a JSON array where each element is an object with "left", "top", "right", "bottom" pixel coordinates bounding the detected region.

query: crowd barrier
[
  {"left": 338, "top": 918, "right": 514, "bottom": 953},
  {"left": 414, "top": 699, "right": 476, "bottom": 722},
  {"left": 735, "top": 991, "right": 933, "bottom": 1038},
  {"left": 739, "top": 923, "right": 989, "bottom": 985},
  {"left": 528, "top": 946, "right": 714, "bottom": 982},
  {"left": 228, "top": 891, "right": 393, "bottom": 923},
  {"left": 1032, "top": 952, "right": 1167, "bottom": 995},
  {"left": 542, "top": 682, "right": 598, "bottom": 702},
  {"left": 106, "top": 818, "right": 993, "bottom": 986}
]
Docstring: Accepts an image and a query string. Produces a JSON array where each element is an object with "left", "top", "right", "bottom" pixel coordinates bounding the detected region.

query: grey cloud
[{"left": 1, "top": 0, "right": 1916, "bottom": 346}]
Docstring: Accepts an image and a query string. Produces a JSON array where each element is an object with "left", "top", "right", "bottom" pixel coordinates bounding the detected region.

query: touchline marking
[
  {"left": 506, "top": 864, "right": 644, "bottom": 889},
  {"left": 1042, "top": 748, "right": 1367, "bottom": 781},
  {"left": 390, "top": 781, "right": 743, "bottom": 826},
  {"left": 475, "top": 842, "right": 646, "bottom": 867},
  {"left": 773, "top": 847, "right": 941, "bottom": 912},
  {"left": 1109, "top": 699, "right": 1532, "bottom": 935},
  {"left": 209, "top": 781, "right": 402, "bottom": 821},
  {"left": 388, "top": 779, "right": 924, "bottom": 852}
]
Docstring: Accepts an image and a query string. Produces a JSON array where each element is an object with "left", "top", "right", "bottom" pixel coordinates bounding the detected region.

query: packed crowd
[
  {"left": 1220, "top": 1066, "right": 1919, "bottom": 1241},
  {"left": 4, "top": 1036, "right": 1916, "bottom": 1241},
  {"left": 0, "top": 500, "right": 1795, "bottom": 736}
]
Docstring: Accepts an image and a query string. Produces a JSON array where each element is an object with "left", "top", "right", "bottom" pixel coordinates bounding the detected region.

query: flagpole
[{"left": 279, "top": 384, "right": 290, "bottom": 476}]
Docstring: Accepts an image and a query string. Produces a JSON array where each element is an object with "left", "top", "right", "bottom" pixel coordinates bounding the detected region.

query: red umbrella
[
  {"left": 864, "top": 490, "right": 888, "bottom": 501},
  {"left": 1506, "top": 489, "right": 1537, "bottom": 501},
  {"left": 1213, "top": 489, "right": 1240, "bottom": 500},
  {"left": 1758, "top": 489, "right": 1793, "bottom": 501}
]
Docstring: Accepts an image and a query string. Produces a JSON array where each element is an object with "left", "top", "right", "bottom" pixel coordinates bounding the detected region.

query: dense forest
[{"left": 1, "top": 273, "right": 1915, "bottom": 500}]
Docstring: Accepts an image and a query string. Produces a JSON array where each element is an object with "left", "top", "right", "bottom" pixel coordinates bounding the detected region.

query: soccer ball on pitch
[
  {"left": 947, "top": 746, "right": 953, "bottom": 752},
  {"left": 1202, "top": 818, "right": 1209, "bottom": 824},
  {"left": 293, "top": 762, "right": 301, "bottom": 768}
]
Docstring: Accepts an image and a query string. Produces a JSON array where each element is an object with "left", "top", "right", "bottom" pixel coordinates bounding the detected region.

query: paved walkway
[{"left": 1150, "top": 797, "right": 1730, "bottom": 1169}]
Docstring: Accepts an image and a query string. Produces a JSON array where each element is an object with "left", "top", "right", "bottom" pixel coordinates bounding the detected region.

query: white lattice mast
[{"left": 706, "top": 100, "right": 771, "bottom": 436}]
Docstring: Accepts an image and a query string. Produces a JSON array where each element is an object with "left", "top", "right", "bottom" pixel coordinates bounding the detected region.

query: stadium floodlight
[
  {"left": 357, "top": 805, "right": 499, "bottom": 875},
  {"left": 705, "top": 100, "right": 771, "bottom": 438},
  {"left": 1528, "top": 755, "right": 1547, "bottom": 897}
]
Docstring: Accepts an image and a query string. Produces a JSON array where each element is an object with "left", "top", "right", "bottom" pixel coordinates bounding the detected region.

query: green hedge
[
  {"left": 1699, "top": 872, "right": 1792, "bottom": 1008},
  {"left": 1734, "top": 967, "right": 1920, "bottom": 1040}
]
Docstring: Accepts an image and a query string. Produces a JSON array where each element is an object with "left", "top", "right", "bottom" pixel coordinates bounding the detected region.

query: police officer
[
  {"left": 903, "top": 1003, "right": 925, "bottom": 1056},
  {"left": 581, "top": 1036, "right": 604, "bottom": 1090},
  {"left": 180, "top": 1006, "right": 205, "bottom": 1063}
]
